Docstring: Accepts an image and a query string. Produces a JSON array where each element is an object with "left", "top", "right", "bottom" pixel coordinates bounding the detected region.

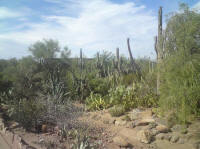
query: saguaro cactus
[
  {"left": 116, "top": 48, "right": 121, "bottom": 73},
  {"left": 155, "top": 6, "right": 163, "bottom": 95},
  {"left": 127, "top": 38, "right": 141, "bottom": 75}
]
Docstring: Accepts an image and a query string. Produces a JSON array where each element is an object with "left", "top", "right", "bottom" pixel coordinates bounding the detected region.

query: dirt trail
[
  {"left": 79, "top": 108, "right": 200, "bottom": 149},
  {"left": 0, "top": 133, "right": 11, "bottom": 149}
]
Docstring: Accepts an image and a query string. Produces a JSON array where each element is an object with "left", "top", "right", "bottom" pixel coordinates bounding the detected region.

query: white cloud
[
  {"left": 193, "top": 1, "right": 200, "bottom": 12},
  {"left": 0, "top": 0, "right": 157, "bottom": 59},
  {"left": 0, "top": 7, "right": 22, "bottom": 19}
]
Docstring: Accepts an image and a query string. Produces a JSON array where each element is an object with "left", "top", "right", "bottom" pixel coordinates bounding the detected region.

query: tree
[
  {"left": 159, "top": 4, "right": 200, "bottom": 123},
  {"left": 29, "top": 39, "right": 60, "bottom": 60},
  {"left": 60, "top": 46, "right": 71, "bottom": 59}
]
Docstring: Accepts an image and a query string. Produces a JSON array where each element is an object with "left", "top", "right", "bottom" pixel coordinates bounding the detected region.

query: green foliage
[
  {"left": 86, "top": 92, "right": 107, "bottom": 111},
  {"left": 121, "top": 73, "right": 136, "bottom": 86},
  {"left": 7, "top": 99, "right": 45, "bottom": 130},
  {"left": 71, "top": 134, "right": 94, "bottom": 149},
  {"left": 109, "top": 105, "right": 126, "bottom": 117},
  {"left": 160, "top": 5, "right": 200, "bottom": 123},
  {"left": 60, "top": 46, "right": 71, "bottom": 59},
  {"left": 29, "top": 39, "right": 60, "bottom": 60},
  {"left": 108, "top": 84, "right": 158, "bottom": 111},
  {"left": 88, "top": 77, "right": 110, "bottom": 96}
]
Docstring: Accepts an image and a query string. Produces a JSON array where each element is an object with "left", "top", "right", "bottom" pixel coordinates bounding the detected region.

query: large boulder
[
  {"left": 130, "top": 109, "right": 141, "bottom": 120},
  {"left": 170, "top": 135, "right": 179, "bottom": 143},
  {"left": 155, "top": 133, "right": 165, "bottom": 140},
  {"left": 136, "top": 118, "right": 155, "bottom": 126},
  {"left": 137, "top": 129, "right": 153, "bottom": 144},
  {"left": 156, "top": 124, "right": 169, "bottom": 133},
  {"left": 115, "top": 120, "right": 127, "bottom": 126}
]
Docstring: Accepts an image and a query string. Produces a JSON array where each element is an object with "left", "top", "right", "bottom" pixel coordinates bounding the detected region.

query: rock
[
  {"left": 11, "top": 122, "right": 19, "bottom": 128},
  {"left": 177, "top": 138, "right": 184, "bottom": 144},
  {"left": 164, "top": 134, "right": 172, "bottom": 141},
  {"left": 148, "top": 122, "right": 157, "bottom": 129},
  {"left": 130, "top": 109, "right": 141, "bottom": 120},
  {"left": 137, "top": 129, "right": 153, "bottom": 144},
  {"left": 126, "top": 122, "right": 136, "bottom": 128},
  {"left": 192, "top": 141, "right": 200, "bottom": 149},
  {"left": 171, "top": 124, "right": 187, "bottom": 134},
  {"left": 115, "top": 120, "right": 127, "bottom": 126},
  {"left": 151, "top": 129, "right": 159, "bottom": 136},
  {"left": 170, "top": 135, "right": 179, "bottom": 143},
  {"left": 136, "top": 118, "right": 155, "bottom": 126},
  {"left": 141, "top": 110, "right": 153, "bottom": 118},
  {"left": 113, "top": 136, "right": 129, "bottom": 147},
  {"left": 156, "top": 125, "right": 169, "bottom": 133},
  {"left": 148, "top": 143, "right": 158, "bottom": 149},
  {"left": 109, "top": 119, "right": 116, "bottom": 124},
  {"left": 155, "top": 133, "right": 165, "bottom": 140},
  {"left": 42, "top": 124, "right": 47, "bottom": 133}
]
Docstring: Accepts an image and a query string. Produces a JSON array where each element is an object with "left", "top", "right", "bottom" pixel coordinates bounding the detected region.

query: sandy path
[{"left": 0, "top": 133, "right": 11, "bottom": 149}]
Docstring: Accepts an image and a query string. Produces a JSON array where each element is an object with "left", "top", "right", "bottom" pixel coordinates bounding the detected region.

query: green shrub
[
  {"left": 108, "top": 84, "right": 158, "bottom": 111},
  {"left": 109, "top": 105, "right": 125, "bottom": 117},
  {"left": 86, "top": 92, "right": 107, "bottom": 111},
  {"left": 159, "top": 5, "right": 200, "bottom": 124},
  {"left": 160, "top": 48, "right": 200, "bottom": 123},
  {"left": 88, "top": 78, "right": 110, "bottom": 96},
  {"left": 108, "top": 85, "right": 126, "bottom": 106},
  {"left": 7, "top": 98, "right": 45, "bottom": 130},
  {"left": 121, "top": 73, "right": 136, "bottom": 86}
]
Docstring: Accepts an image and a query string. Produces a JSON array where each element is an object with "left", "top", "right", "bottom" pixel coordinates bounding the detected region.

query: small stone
[
  {"left": 137, "top": 129, "right": 153, "bottom": 144},
  {"left": 156, "top": 125, "right": 169, "bottom": 133},
  {"left": 170, "top": 135, "right": 179, "bottom": 143},
  {"left": 109, "top": 119, "right": 116, "bottom": 124},
  {"left": 136, "top": 118, "right": 155, "bottom": 126},
  {"left": 126, "top": 122, "right": 136, "bottom": 128},
  {"left": 164, "top": 134, "right": 172, "bottom": 141},
  {"left": 148, "top": 143, "right": 158, "bottom": 149},
  {"left": 141, "top": 110, "right": 153, "bottom": 118},
  {"left": 113, "top": 136, "right": 129, "bottom": 147},
  {"left": 192, "top": 141, "right": 200, "bottom": 149},
  {"left": 155, "top": 133, "right": 165, "bottom": 140},
  {"left": 42, "top": 124, "right": 47, "bottom": 133},
  {"left": 115, "top": 120, "right": 127, "bottom": 126},
  {"left": 151, "top": 129, "right": 159, "bottom": 136},
  {"left": 148, "top": 122, "right": 158, "bottom": 129},
  {"left": 130, "top": 109, "right": 141, "bottom": 120},
  {"left": 177, "top": 138, "right": 184, "bottom": 144}
]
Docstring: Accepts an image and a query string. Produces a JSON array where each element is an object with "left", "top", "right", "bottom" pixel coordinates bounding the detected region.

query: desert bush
[
  {"left": 7, "top": 98, "right": 46, "bottom": 130},
  {"left": 108, "top": 85, "right": 126, "bottom": 106},
  {"left": 109, "top": 105, "right": 125, "bottom": 117},
  {"left": 88, "top": 77, "right": 110, "bottom": 96},
  {"left": 159, "top": 5, "right": 200, "bottom": 123},
  {"left": 108, "top": 84, "right": 158, "bottom": 111},
  {"left": 86, "top": 92, "right": 107, "bottom": 111}
]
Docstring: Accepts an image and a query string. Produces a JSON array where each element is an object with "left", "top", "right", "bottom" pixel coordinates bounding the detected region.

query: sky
[{"left": 0, "top": 0, "right": 200, "bottom": 59}]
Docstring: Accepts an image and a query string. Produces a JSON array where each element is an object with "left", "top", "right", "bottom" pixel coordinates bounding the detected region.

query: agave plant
[{"left": 71, "top": 135, "right": 93, "bottom": 149}]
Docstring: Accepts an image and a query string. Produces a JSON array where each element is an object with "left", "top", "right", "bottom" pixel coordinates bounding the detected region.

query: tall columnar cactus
[
  {"left": 116, "top": 47, "right": 121, "bottom": 73},
  {"left": 80, "top": 48, "right": 83, "bottom": 70},
  {"left": 80, "top": 49, "right": 84, "bottom": 100},
  {"left": 127, "top": 38, "right": 141, "bottom": 76},
  {"left": 155, "top": 7, "right": 163, "bottom": 95}
]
